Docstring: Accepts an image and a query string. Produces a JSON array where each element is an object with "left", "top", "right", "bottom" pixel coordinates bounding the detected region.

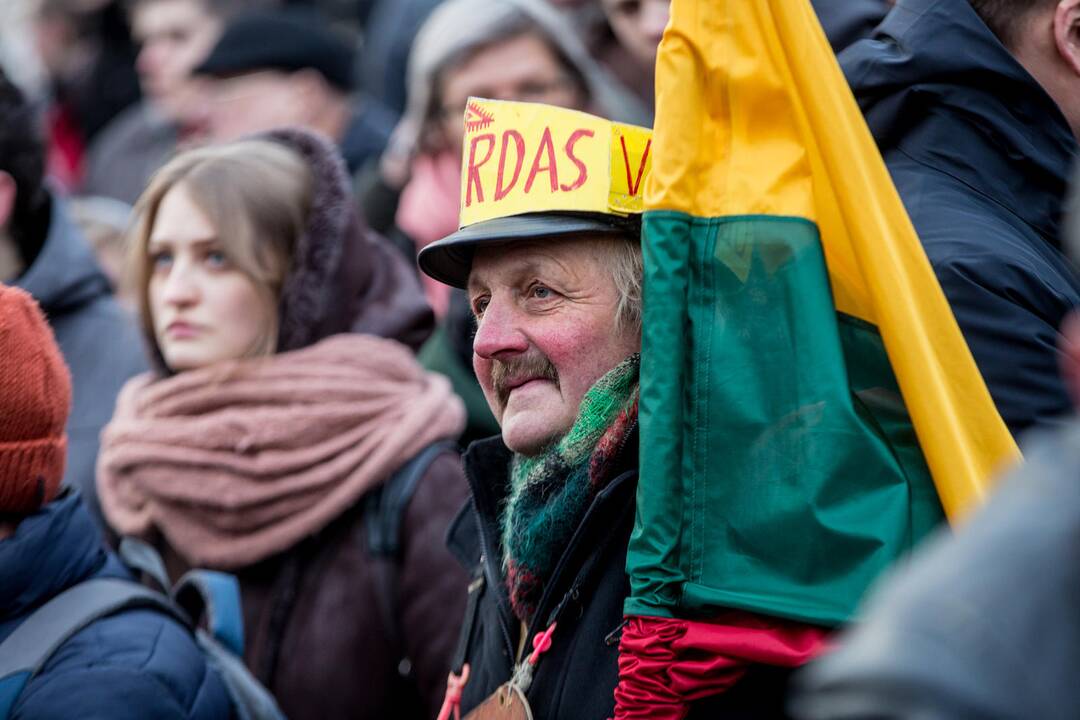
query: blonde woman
[{"left": 97, "top": 129, "right": 469, "bottom": 720}]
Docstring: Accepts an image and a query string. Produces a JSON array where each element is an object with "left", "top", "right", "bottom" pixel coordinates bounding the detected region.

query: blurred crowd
[{"left": 0, "top": 0, "right": 1078, "bottom": 717}]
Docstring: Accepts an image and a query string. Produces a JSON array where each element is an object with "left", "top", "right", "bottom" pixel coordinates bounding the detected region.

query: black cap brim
[{"left": 418, "top": 212, "right": 639, "bottom": 288}]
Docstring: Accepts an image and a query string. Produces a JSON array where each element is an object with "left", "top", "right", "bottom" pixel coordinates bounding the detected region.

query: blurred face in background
[
  {"left": 132, "top": 0, "right": 223, "bottom": 123},
  {"left": 435, "top": 31, "right": 587, "bottom": 156},
  {"left": 147, "top": 182, "right": 271, "bottom": 371},
  {"left": 600, "top": 0, "right": 669, "bottom": 68},
  {"left": 201, "top": 69, "right": 331, "bottom": 143}
]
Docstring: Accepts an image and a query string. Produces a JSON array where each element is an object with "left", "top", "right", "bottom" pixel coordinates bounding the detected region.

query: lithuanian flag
[{"left": 616, "top": 0, "right": 1021, "bottom": 713}]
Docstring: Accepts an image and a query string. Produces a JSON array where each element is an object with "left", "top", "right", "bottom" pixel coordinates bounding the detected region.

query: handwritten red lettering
[
  {"left": 620, "top": 136, "right": 651, "bottom": 196},
  {"left": 559, "top": 129, "right": 594, "bottom": 192},
  {"left": 465, "top": 133, "right": 496, "bottom": 206},
  {"left": 524, "top": 127, "right": 559, "bottom": 194},
  {"left": 494, "top": 130, "right": 526, "bottom": 201}
]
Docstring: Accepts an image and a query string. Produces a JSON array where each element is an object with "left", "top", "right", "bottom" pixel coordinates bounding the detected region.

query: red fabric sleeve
[{"left": 612, "top": 612, "right": 830, "bottom": 720}]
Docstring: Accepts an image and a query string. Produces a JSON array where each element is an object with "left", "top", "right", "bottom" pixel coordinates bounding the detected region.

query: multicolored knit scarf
[{"left": 501, "top": 353, "right": 640, "bottom": 625}]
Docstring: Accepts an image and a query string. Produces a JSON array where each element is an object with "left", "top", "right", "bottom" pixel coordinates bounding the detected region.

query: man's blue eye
[
  {"left": 532, "top": 285, "right": 552, "bottom": 299},
  {"left": 206, "top": 251, "right": 228, "bottom": 268}
]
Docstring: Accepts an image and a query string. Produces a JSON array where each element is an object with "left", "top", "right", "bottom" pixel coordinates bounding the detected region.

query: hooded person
[
  {"left": 0, "top": 284, "right": 234, "bottom": 720},
  {"left": 95, "top": 127, "right": 468, "bottom": 720},
  {"left": 839, "top": 0, "right": 1080, "bottom": 435}
]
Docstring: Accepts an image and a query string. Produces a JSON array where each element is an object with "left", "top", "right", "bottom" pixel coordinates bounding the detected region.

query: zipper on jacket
[{"left": 468, "top": 496, "right": 516, "bottom": 663}]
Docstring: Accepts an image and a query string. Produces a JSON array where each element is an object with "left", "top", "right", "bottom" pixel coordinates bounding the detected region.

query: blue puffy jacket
[
  {"left": 840, "top": 0, "right": 1080, "bottom": 437},
  {"left": 0, "top": 492, "right": 234, "bottom": 720}
]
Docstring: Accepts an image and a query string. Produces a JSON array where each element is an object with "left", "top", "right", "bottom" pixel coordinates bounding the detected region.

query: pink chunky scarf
[{"left": 97, "top": 334, "right": 465, "bottom": 569}]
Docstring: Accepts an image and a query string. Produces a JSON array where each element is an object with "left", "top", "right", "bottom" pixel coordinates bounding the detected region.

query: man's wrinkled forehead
[{"left": 467, "top": 239, "right": 578, "bottom": 293}]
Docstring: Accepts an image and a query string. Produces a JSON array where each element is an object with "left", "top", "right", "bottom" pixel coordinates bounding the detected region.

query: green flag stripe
[{"left": 629, "top": 213, "right": 943, "bottom": 624}]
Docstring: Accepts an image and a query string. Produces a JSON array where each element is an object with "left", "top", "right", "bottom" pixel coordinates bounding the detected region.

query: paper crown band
[{"left": 457, "top": 98, "right": 653, "bottom": 228}]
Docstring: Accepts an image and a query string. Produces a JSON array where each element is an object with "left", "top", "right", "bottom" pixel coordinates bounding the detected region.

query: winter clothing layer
[
  {"left": 840, "top": 0, "right": 1080, "bottom": 436},
  {"left": 81, "top": 101, "right": 177, "bottom": 205},
  {"left": 98, "top": 334, "right": 465, "bottom": 569},
  {"left": 0, "top": 491, "right": 234, "bottom": 720},
  {"left": 13, "top": 195, "right": 147, "bottom": 531},
  {"left": 106, "top": 127, "right": 468, "bottom": 720},
  {"left": 267, "top": 128, "right": 428, "bottom": 350},
  {"left": 793, "top": 418, "right": 1080, "bottom": 720},
  {"left": 0, "top": 286, "right": 71, "bottom": 514},
  {"left": 338, "top": 96, "right": 396, "bottom": 175},
  {"left": 811, "top": 0, "right": 888, "bottom": 52},
  {"left": 356, "top": 0, "right": 443, "bottom": 116},
  {"left": 502, "top": 354, "right": 639, "bottom": 625},
  {"left": 449, "top": 430, "right": 800, "bottom": 719}
]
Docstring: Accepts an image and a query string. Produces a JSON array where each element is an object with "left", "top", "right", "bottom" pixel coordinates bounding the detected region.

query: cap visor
[{"left": 418, "top": 212, "right": 638, "bottom": 288}]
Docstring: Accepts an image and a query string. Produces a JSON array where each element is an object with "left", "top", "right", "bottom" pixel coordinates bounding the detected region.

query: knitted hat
[{"left": 0, "top": 285, "right": 71, "bottom": 515}]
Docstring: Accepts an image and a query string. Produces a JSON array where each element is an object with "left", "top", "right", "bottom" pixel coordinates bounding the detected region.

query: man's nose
[{"left": 473, "top": 297, "right": 529, "bottom": 360}]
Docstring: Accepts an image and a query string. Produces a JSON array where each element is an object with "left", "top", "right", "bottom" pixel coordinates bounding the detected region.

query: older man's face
[{"left": 468, "top": 238, "right": 640, "bottom": 456}]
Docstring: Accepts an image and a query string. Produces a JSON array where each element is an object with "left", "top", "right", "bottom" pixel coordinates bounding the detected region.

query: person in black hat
[{"left": 193, "top": 8, "right": 395, "bottom": 173}]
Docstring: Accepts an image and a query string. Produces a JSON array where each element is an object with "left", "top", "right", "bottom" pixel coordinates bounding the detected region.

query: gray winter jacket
[
  {"left": 792, "top": 418, "right": 1080, "bottom": 720},
  {"left": 14, "top": 196, "right": 147, "bottom": 531}
]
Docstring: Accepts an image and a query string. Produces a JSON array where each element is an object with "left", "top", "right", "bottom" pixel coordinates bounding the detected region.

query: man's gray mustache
[{"left": 491, "top": 354, "right": 559, "bottom": 406}]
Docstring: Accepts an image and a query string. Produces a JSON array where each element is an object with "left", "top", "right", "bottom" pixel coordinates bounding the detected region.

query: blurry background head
[
  {"left": 403, "top": 0, "right": 628, "bottom": 157},
  {"left": 32, "top": 0, "right": 141, "bottom": 143},
  {"left": 598, "top": 0, "right": 669, "bottom": 69},
  {"left": 68, "top": 195, "right": 134, "bottom": 302},
  {"left": 968, "top": 0, "right": 1080, "bottom": 139},
  {"left": 128, "top": 140, "right": 312, "bottom": 372},
  {"left": 127, "top": 0, "right": 268, "bottom": 124},
  {"left": 192, "top": 9, "right": 357, "bottom": 143},
  {"left": 0, "top": 70, "right": 49, "bottom": 283}
]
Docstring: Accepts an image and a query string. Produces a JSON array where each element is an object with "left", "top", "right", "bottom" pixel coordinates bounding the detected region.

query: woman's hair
[{"left": 128, "top": 139, "right": 313, "bottom": 366}]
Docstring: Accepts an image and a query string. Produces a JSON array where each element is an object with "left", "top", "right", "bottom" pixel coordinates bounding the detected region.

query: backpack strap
[
  {"left": 0, "top": 578, "right": 184, "bottom": 719},
  {"left": 363, "top": 441, "right": 457, "bottom": 675},
  {"left": 365, "top": 441, "right": 458, "bottom": 557},
  {"left": 173, "top": 570, "right": 246, "bottom": 657}
]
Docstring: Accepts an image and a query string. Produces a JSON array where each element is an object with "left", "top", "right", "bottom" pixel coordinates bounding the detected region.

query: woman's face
[
  {"left": 436, "top": 31, "right": 586, "bottom": 155},
  {"left": 147, "top": 183, "right": 273, "bottom": 371}
]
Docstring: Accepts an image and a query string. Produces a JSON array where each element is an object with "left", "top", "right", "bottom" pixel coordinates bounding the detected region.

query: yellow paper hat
[{"left": 418, "top": 98, "right": 652, "bottom": 288}]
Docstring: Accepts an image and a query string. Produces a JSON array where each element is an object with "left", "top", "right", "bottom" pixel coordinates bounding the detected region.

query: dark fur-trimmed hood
[{"left": 262, "top": 127, "right": 433, "bottom": 353}]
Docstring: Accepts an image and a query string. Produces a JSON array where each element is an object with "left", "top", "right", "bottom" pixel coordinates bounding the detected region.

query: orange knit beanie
[{"left": 0, "top": 284, "right": 72, "bottom": 515}]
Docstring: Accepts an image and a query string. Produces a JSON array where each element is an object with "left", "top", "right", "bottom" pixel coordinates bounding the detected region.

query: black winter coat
[
  {"left": 840, "top": 0, "right": 1080, "bottom": 437},
  {"left": 448, "top": 433, "right": 796, "bottom": 719}
]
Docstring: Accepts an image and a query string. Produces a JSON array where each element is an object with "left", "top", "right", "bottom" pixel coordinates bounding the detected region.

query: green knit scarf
[{"left": 500, "top": 353, "right": 640, "bottom": 625}]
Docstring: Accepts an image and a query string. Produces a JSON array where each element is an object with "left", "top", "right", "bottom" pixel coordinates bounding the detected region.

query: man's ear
[
  {"left": 0, "top": 171, "right": 17, "bottom": 231},
  {"left": 1054, "top": 0, "right": 1080, "bottom": 76}
]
